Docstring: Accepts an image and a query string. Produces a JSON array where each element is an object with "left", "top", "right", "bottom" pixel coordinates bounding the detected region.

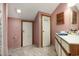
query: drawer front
[
  {"left": 61, "top": 39, "right": 70, "bottom": 53},
  {"left": 56, "top": 35, "right": 61, "bottom": 43},
  {"left": 61, "top": 49, "right": 67, "bottom": 56},
  {"left": 55, "top": 39, "right": 59, "bottom": 55},
  {"left": 58, "top": 44, "right": 62, "bottom": 56},
  {"left": 55, "top": 39, "right": 61, "bottom": 56}
]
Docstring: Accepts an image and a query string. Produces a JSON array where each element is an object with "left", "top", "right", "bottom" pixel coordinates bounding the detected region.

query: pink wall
[
  {"left": 34, "top": 12, "right": 40, "bottom": 47},
  {"left": 8, "top": 17, "right": 21, "bottom": 49},
  {"left": 2, "top": 3, "right": 8, "bottom": 56},
  {"left": 51, "top": 3, "right": 79, "bottom": 45}
]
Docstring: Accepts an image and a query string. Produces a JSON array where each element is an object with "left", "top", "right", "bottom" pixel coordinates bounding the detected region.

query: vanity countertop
[{"left": 56, "top": 33, "right": 79, "bottom": 44}]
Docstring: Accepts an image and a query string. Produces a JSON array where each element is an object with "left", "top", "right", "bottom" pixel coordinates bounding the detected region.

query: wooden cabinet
[
  {"left": 55, "top": 35, "right": 70, "bottom": 56},
  {"left": 55, "top": 38, "right": 67, "bottom": 56},
  {"left": 61, "top": 49, "right": 67, "bottom": 56},
  {"left": 55, "top": 39, "right": 61, "bottom": 56},
  {"left": 61, "top": 39, "right": 70, "bottom": 53},
  {"left": 56, "top": 12, "right": 64, "bottom": 25},
  {"left": 55, "top": 34, "right": 79, "bottom": 56}
]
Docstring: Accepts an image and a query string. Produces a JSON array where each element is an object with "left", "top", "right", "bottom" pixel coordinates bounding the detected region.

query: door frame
[
  {"left": 21, "top": 20, "right": 34, "bottom": 47},
  {"left": 41, "top": 13, "right": 51, "bottom": 47}
]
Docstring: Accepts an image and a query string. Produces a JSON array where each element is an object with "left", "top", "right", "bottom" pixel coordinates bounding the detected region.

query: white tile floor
[{"left": 8, "top": 45, "right": 57, "bottom": 56}]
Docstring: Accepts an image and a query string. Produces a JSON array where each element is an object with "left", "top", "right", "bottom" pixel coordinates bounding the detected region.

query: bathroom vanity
[{"left": 55, "top": 33, "right": 79, "bottom": 56}]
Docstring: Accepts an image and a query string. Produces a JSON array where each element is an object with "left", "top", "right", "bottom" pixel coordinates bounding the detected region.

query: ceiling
[{"left": 8, "top": 3, "right": 59, "bottom": 20}]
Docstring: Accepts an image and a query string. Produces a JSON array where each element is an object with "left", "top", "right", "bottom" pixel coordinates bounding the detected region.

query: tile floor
[{"left": 8, "top": 45, "right": 57, "bottom": 56}]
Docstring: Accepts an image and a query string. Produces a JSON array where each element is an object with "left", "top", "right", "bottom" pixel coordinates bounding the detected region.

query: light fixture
[
  {"left": 16, "top": 9, "right": 21, "bottom": 14},
  {"left": 68, "top": 3, "right": 76, "bottom": 7}
]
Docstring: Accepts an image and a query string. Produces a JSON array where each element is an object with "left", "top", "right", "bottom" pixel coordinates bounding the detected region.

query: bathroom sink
[{"left": 57, "top": 31, "right": 68, "bottom": 36}]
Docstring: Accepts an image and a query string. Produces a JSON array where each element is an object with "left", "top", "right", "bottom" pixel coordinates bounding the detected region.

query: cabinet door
[
  {"left": 55, "top": 39, "right": 58, "bottom": 55},
  {"left": 58, "top": 44, "right": 62, "bottom": 56},
  {"left": 61, "top": 39, "right": 70, "bottom": 53},
  {"left": 61, "top": 49, "right": 67, "bottom": 56},
  {"left": 55, "top": 39, "right": 61, "bottom": 56},
  {"left": 56, "top": 35, "right": 61, "bottom": 43}
]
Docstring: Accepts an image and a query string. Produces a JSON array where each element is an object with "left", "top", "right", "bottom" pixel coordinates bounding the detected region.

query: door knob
[
  {"left": 23, "top": 30, "right": 24, "bottom": 32},
  {"left": 42, "top": 30, "right": 44, "bottom": 32}
]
